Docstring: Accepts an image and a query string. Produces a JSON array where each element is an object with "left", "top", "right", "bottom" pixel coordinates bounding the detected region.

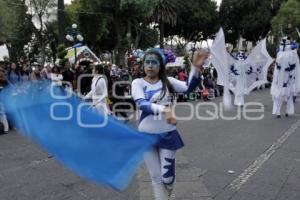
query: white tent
[
  {"left": 65, "top": 45, "right": 100, "bottom": 64},
  {"left": 0, "top": 44, "right": 9, "bottom": 61},
  {"left": 166, "top": 57, "right": 185, "bottom": 68}
]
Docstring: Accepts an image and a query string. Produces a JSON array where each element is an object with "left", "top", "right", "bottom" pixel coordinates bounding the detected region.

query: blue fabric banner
[{"left": 0, "top": 81, "right": 158, "bottom": 191}]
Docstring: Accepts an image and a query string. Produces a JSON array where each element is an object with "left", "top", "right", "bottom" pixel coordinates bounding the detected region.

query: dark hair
[
  {"left": 7, "top": 62, "right": 21, "bottom": 78},
  {"left": 94, "top": 64, "right": 105, "bottom": 75},
  {"left": 52, "top": 66, "right": 60, "bottom": 73},
  {"left": 142, "top": 50, "right": 174, "bottom": 99},
  {"left": 20, "top": 64, "right": 29, "bottom": 76}
]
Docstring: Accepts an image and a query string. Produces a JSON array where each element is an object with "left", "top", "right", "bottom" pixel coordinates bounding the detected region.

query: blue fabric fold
[{"left": 0, "top": 80, "right": 159, "bottom": 191}]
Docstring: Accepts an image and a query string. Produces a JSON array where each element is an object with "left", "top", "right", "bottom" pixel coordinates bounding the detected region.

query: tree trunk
[
  {"left": 50, "top": 41, "right": 57, "bottom": 63},
  {"left": 38, "top": 13, "right": 46, "bottom": 66},
  {"left": 126, "top": 20, "right": 132, "bottom": 47},
  {"left": 134, "top": 26, "right": 142, "bottom": 48},
  {"left": 57, "top": 0, "right": 65, "bottom": 44},
  {"left": 7, "top": 44, "right": 17, "bottom": 62},
  {"left": 237, "top": 33, "right": 241, "bottom": 51},
  {"left": 159, "top": 21, "right": 164, "bottom": 48},
  {"left": 118, "top": 47, "right": 126, "bottom": 67},
  {"left": 112, "top": 0, "right": 122, "bottom": 65},
  {"left": 113, "top": 20, "right": 121, "bottom": 65},
  {"left": 40, "top": 41, "right": 46, "bottom": 66}
]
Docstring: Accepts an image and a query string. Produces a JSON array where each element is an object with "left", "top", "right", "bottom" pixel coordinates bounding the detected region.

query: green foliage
[
  {"left": 137, "top": 26, "right": 159, "bottom": 49},
  {"left": 267, "top": 43, "right": 278, "bottom": 58},
  {"left": 183, "top": 54, "right": 191, "bottom": 72},
  {"left": 271, "top": 0, "right": 300, "bottom": 41},
  {"left": 65, "top": 0, "right": 158, "bottom": 64},
  {"left": 1, "top": 0, "right": 291, "bottom": 64},
  {"left": 219, "top": 0, "right": 286, "bottom": 44},
  {"left": 164, "top": 0, "right": 219, "bottom": 42},
  {"left": 151, "top": 0, "right": 180, "bottom": 26},
  {"left": 57, "top": 44, "right": 68, "bottom": 66},
  {"left": 0, "top": 0, "right": 18, "bottom": 41},
  {"left": 0, "top": 0, "right": 33, "bottom": 61}
]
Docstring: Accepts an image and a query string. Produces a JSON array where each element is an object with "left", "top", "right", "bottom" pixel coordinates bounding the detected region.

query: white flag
[
  {"left": 245, "top": 39, "right": 274, "bottom": 94},
  {"left": 211, "top": 28, "right": 232, "bottom": 110},
  {"left": 296, "top": 27, "right": 300, "bottom": 38},
  {"left": 211, "top": 28, "right": 273, "bottom": 108}
]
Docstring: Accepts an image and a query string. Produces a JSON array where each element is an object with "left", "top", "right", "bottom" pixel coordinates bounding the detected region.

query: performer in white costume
[
  {"left": 211, "top": 28, "right": 273, "bottom": 108},
  {"left": 50, "top": 66, "right": 63, "bottom": 87},
  {"left": 132, "top": 49, "right": 207, "bottom": 200},
  {"left": 232, "top": 51, "right": 248, "bottom": 106},
  {"left": 85, "top": 65, "right": 111, "bottom": 115},
  {"left": 271, "top": 36, "right": 300, "bottom": 118}
]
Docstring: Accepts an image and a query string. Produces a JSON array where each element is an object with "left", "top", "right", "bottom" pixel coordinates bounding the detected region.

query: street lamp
[{"left": 66, "top": 24, "right": 84, "bottom": 64}]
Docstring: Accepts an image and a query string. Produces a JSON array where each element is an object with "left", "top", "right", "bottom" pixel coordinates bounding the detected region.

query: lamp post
[{"left": 66, "top": 24, "right": 84, "bottom": 65}]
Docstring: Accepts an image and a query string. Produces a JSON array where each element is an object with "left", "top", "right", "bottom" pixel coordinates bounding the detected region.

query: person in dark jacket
[{"left": 62, "top": 61, "right": 75, "bottom": 89}]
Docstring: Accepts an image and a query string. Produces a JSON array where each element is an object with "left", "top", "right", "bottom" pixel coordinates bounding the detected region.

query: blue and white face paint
[
  {"left": 144, "top": 54, "right": 161, "bottom": 69},
  {"left": 279, "top": 36, "right": 292, "bottom": 52},
  {"left": 143, "top": 54, "right": 161, "bottom": 79},
  {"left": 236, "top": 51, "right": 247, "bottom": 61}
]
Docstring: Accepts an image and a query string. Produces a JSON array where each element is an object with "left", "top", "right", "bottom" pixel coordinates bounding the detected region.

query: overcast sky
[{"left": 65, "top": 0, "right": 222, "bottom": 6}]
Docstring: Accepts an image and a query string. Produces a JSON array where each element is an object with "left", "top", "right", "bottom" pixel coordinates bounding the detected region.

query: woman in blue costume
[{"left": 131, "top": 49, "right": 208, "bottom": 199}]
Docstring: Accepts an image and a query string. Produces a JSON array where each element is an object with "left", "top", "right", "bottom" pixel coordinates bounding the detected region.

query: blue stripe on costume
[
  {"left": 1, "top": 81, "right": 159, "bottom": 191},
  {"left": 143, "top": 86, "right": 162, "bottom": 100},
  {"left": 135, "top": 99, "right": 154, "bottom": 123},
  {"left": 291, "top": 42, "right": 299, "bottom": 50},
  {"left": 186, "top": 76, "right": 202, "bottom": 94},
  {"left": 162, "top": 158, "right": 175, "bottom": 185},
  {"left": 135, "top": 99, "right": 153, "bottom": 114}
]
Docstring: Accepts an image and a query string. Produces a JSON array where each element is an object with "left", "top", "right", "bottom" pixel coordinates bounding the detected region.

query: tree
[
  {"left": 45, "top": 21, "right": 59, "bottom": 62},
  {"left": 66, "top": 0, "right": 156, "bottom": 65},
  {"left": 151, "top": 0, "right": 182, "bottom": 48},
  {"left": 240, "top": 0, "right": 286, "bottom": 42},
  {"left": 164, "top": 0, "right": 219, "bottom": 44},
  {"left": 57, "top": 44, "right": 68, "bottom": 66},
  {"left": 219, "top": 0, "right": 241, "bottom": 45},
  {"left": 120, "top": 0, "right": 154, "bottom": 48},
  {"left": 0, "top": 0, "right": 18, "bottom": 42},
  {"left": 271, "top": 0, "right": 300, "bottom": 41},
  {"left": 219, "top": 0, "right": 286, "bottom": 45},
  {"left": 57, "top": 0, "right": 66, "bottom": 44},
  {"left": 0, "top": 0, "right": 33, "bottom": 62},
  {"left": 65, "top": 0, "right": 112, "bottom": 55},
  {"left": 26, "top": 0, "right": 57, "bottom": 66},
  {"left": 133, "top": 25, "right": 159, "bottom": 49}
]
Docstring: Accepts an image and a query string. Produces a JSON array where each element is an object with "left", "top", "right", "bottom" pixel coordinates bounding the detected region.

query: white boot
[
  {"left": 165, "top": 184, "right": 175, "bottom": 200},
  {"left": 152, "top": 184, "right": 169, "bottom": 200},
  {"left": 0, "top": 115, "right": 9, "bottom": 132}
]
